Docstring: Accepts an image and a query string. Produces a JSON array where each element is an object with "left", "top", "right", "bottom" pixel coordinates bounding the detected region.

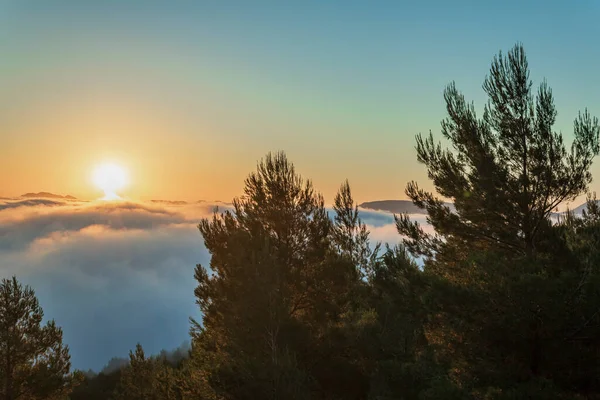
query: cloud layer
[{"left": 0, "top": 197, "right": 412, "bottom": 371}]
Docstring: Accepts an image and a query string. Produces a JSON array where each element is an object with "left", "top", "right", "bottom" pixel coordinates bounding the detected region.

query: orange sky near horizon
[
  {"left": 0, "top": 82, "right": 594, "bottom": 210},
  {"left": 0, "top": 86, "right": 428, "bottom": 204},
  {"left": 2, "top": 2, "right": 600, "bottom": 209}
]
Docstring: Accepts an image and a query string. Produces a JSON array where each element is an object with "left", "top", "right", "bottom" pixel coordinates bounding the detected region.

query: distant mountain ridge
[
  {"left": 569, "top": 200, "right": 600, "bottom": 215},
  {"left": 21, "top": 192, "right": 77, "bottom": 200},
  {"left": 360, "top": 199, "right": 590, "bottom": 217},
  {"left": 360, "top": 200, "right": 454, "bottom": 215}
]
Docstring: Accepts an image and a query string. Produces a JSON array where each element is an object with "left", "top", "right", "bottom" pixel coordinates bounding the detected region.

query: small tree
[
  {"left": 0, "top": 276, "right": 78, "bottom": 400},
  {"left": 114, "top": 343, "right": 158, "bottom": 400},
  {"left": 331, "top": 179, "right": 380, "bottom": 277}
]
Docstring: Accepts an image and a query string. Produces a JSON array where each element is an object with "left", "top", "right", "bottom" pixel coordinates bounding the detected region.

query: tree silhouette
[
  {"left": 114, "top": 343, "right": 158, "bottom": 400},
  {"left": 397, "top": 43, "right": 600, "bottom": 259},
  {"left": 396, "top": 43, "right": 600, "bottom": 396},
  {"left": 191, "top": 152, "right": 369, "bottom": 399},
  {"left": 332, "top": 179, "right": 380, "bottom": 277},
  {"left": 0, "top": 276, "right": 79, "bottom": 400}
]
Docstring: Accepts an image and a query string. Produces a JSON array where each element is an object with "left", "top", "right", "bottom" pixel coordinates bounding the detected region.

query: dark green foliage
[
  {"left": 188, "top": 152, "right": 448, "bottom": 399},
  {"left": 113, "top": 343, "right": 157, "bottom": 400},
  {"left": 69, "top": 343, "right": 208, "bottom": 400},
  {"left": 397, "top": 43, "right": 600, "bottom": 258},
  {"left": 332, "top": 179, "right": 380, "bottom": 277},
  {"left": 69, "top": 369, "right": 122, "bottom": 400},
  {"left": 191, "top": 151, "right": 366, "bottom": 399},
  {"left": 112, "top": 343, "right": 213, "bottom": 400},
  {"left": 397, "top": 43, "right": 600, "bottom": 397},
  {"left": 0, "top": 276, "right": 80, "bottom": 400},
  {"left": 359, "top": 245, "right": 439, "bottom": 399}
]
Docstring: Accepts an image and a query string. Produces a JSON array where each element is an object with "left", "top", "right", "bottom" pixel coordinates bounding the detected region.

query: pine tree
[
  {"left": 0, "top": 276, "right": 79, "bottom": 400},
  {"left": 397, "top": 43, "right": 600, "bottom": 259},
  {"left": 154, "top": 361, "right": 180, "bottom": 400},
  {"left": 191, "top": 152, "right": 361, "bottom": 399},
  {"left": 114, "top": 343, "right": 158, "bottom": 400},
  {"left": 395, "top": 43, "right": 600, "bottom": 396},
  {"left": 331, "top": 179, "right": 380, "bottom": 277},
  {"left": 171, "top": 355, "right": 216, "bottom": 400}
]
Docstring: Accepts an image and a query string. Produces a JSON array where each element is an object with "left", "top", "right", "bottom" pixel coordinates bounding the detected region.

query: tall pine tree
[
  {"left": 397, "top": 43, "right": 600, "bottom": 259},
  {"left": 191, "top": 152, "right": 360, "bottom": 399},
  {"left": 396, "top": 44, "right": 600, "bottom": 397}
]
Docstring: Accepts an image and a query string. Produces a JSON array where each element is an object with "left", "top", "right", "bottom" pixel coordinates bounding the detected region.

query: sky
[
  {"left": 2, "top": 0, "right": 600, "bottom": 371},
  {"left": 1, "top": 0, "right": 600, "bottom": 203}
]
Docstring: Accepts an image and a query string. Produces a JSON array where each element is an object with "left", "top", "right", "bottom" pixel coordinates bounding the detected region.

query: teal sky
[{"left": 1, "top": 0, "right": 600, "bottom": 204}]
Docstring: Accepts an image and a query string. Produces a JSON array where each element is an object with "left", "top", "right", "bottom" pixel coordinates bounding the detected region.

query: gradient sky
[{"left": 2, "top": 0, "right": 600, "bottom": 204}]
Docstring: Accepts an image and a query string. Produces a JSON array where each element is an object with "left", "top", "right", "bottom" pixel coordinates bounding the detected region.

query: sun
[{"left": 92, "top": 162, "right": 129, "bottom": 200}]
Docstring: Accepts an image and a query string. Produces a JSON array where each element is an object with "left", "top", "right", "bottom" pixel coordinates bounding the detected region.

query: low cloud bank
[{"left": 0, "top": 197, "right": 416, "bottom": 371}]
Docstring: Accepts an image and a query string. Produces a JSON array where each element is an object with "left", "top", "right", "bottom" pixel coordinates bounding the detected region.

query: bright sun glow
[{"left": 92, "top": 163, "right": 129, "bottom": 200}]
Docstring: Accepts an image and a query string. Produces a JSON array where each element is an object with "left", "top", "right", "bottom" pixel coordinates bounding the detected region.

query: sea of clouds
[{"left": 0, "top": 196, "right": 430, "bottom": 371}]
